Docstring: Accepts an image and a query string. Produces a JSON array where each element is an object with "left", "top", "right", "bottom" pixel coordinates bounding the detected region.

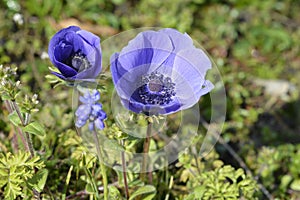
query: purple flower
[
  {"left": 110, "top": 28, "right": 214, "bottom": 115},
  {"left": 48, "top": 26, "right": 102, "bottom": 81},
  {"left": 75, "top": 90, "right": 106, "bottom": 131}
]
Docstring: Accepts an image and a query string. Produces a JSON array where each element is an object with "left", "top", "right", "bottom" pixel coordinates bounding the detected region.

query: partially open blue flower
[
  {"left": 75, "top": 90, "right": 106, "bottom": 131},
  {"left": 48, "top": 26, "right": 102, "bottom": 81},
  {"left": 110, "top": 28, "right": 214, "bottom": 115}
]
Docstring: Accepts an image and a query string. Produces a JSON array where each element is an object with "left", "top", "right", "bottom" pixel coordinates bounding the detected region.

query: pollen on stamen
[{"left": 71, "top": 53, "right": 91, "bottom": 72}]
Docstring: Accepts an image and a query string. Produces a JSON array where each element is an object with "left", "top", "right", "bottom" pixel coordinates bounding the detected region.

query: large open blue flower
[
  {"left": 48, "top": 26, "right": 102, "bottom": 81},
  {"left": 110, "top": 28, "right": 214, "bottom": 115}
]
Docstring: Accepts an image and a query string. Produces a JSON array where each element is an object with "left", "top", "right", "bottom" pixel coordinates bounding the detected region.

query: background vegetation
[{"left": 0, "top": 0, "right": 299, "bottom": 199}]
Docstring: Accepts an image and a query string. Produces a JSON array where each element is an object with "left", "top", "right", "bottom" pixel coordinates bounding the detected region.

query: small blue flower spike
[{"left": 75, "top": 89, "right": 106, "bottom": 131}]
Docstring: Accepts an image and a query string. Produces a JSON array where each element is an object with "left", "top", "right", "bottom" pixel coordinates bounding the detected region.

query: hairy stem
[
  {"left": 24, "top": 113, "right": 35, "bottom": 158},
  {"left": 11, "top": 101, "right": 35, "bottom": 158},
  {"left": 141, "top": 121, "right": 152, "bottom": 182},
  {"left": 12, "top": 101, "right": 25, "bottom": 125},
  {"left": 121, "top": 140, "right": 129, "bottom": 199},
  {"left": 11, "top": 101, "right": 39, "bottom": 199},
  {"left": 4, "top": 100, "right": 21, "bottom": 152},
  {"left": 92, "top": 128, "right": 108, "bottom": 200}
]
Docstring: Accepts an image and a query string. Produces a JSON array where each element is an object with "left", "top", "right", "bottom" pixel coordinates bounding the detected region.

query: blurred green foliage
[{"left": 0, "top": 0, "right": 300, "bottom": 199}]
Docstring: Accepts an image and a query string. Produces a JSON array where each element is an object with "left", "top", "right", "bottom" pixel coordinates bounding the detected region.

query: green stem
[
  {"left": 141, "top": 121, "right": 152, "bottom": 182},
  {"left": 121, "top": 140, "right": 129, "bottom": 199},
  {"left": 92, "top": 128, "right": 108, "bottom": 200}
]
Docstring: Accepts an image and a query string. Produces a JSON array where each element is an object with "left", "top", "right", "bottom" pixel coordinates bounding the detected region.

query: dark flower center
[
  {"left": 138, "top": 72, "right": 175, "bottom": 105},
  {"left": 70, "top": 53, "right": 90, "bottom": 72}
]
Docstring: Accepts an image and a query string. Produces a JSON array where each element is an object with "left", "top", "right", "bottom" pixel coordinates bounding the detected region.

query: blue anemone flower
[
  {"left": 110, "top": 28, "right": 214, "bottom": 115},
  {"left": 48, "top": 26, "right": 102, "bottom": 81},
  {"left": 75, "top": 90, "right": 106, "bottom": 131}
]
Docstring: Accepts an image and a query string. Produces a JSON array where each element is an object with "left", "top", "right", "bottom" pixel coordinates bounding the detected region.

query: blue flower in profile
[
  {"left": 48, "top": 26, "right": 102, "bottom": 81},
  {"left": 75, "top": 90, "right": 106, "bottom": 131},
  {"left": 110, "top": 28, "right": 214, "bottom": 115}
]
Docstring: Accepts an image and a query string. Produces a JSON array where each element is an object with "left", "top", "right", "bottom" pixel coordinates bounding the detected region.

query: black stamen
[{"left": 138, "top": 72, "right": 175, "bottom": 105}]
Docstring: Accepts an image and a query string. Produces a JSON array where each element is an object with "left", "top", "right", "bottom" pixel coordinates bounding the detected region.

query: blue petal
[
  {"left": 120, "top": 97, "right": 181, "bottom": 115},
  {"left": 52, "top": 56, "right": 77, "bottom": 77},
  {"left": 194, "top": 80, "right": 214, "bottom": 97},
  {"left": 79, "top": 92, "right": 92, "bottom": 104},
  {"left": 112, "top": 63, "right": 149, "bottom": 100},
  {"left": 91, "top": 103, "right": 102, "bottom": 116},
  {"left": 75, "top": 104, "right": 91, "bottom": 120},
  {"left": 79, "top": 95, "right": 89, "bottom": 104},
  {"left": 48, "top": 26, "right": 80, "bottom": 64},
  {"left": 168, "top": 48, "right": 213, "bottom": 110},
  {"left": 151, "top": 53, "right": 176, "bottom": 76},
  {"left": 172, "top": 79, "right": 199, "bottom": 110},
  {"left": 98, "top": 110, "right": 107, "bottom": 120},
  {"left": 118, "top": 31, "right": 173, "bottom": 72},
  {"left": 76, "top": 30, "right": 101, "bottom": 56},
  {"left": 94, "top": 118, "right": 105, "bottom": 130},
  {"left": 75, "top": 30, "right": 102, "bottom": 80},
  {"left": 88, "top": 122, "right": 94, "bottom": 131},
  {"left": 143, "top": 99, "right": 182, "bottom": 115},
  {"left": 75, "top": 46, "right": 102, "bottom": 80},
  {"left": 110, "top": 53, "right": 125, "bottom": 84},
  {"left": 159, "top": 28, "right": 194, "bottom": 52},
  {"left": 111, "top": 53, "right": 149, "bottom": 84},
  {"left": 119, "top": 97, "right": 143, "bottom": 114},
  {"left": 64, "top": 32, "right": 84, "bottom": 53},
  {"left": 75, "top": 118, "right": 87, "bottom": 128},
  {"left": 54, "top": 42, "right": 73, "bottom": 62},
  {"left": 91, "top": 90, "right": 100, "bottom": 101},
  {"left": 51, "top": 71, "right": 66, "bottom": 80},
  {"left": 174, "top": 48, "right": 212, "bottom": 81}
]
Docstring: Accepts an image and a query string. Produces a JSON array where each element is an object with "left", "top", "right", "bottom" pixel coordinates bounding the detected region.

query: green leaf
[
  {"left": 23, "top": 121, "right": 46, "bottom": 137},
  {"left": 1, "top": 93, "right": 12, "bottom": 101},
  {"left": 62, "top": 166, "right": 73, "bottom": 200},
  {"left": 185, "top": 193, "right": 196, "bottom": 200},
  {"left": 98, "top": 134, "right": 125, "bottom": 151},
  {"left": 45, "top": 74, "right": 60, "bottom": 84},
  {"left": 129, "top": 185, "right": 156, "bottom": 200},
  {"left": 85, "top": 183, "right": 95, "bottom": 194},
  {"left": 108, "top": 186, "right": 122, "bottom": 200},
  {"left": 27, "top": 169, "right": 48, "bottom": 193},
  {"left": 291, "top": 179, "right": 300, "bottom": 191},
  {"left": 193, "top": 185, "right": 205, "bottom": 199},
  {"left": 8, "top": 111, "right": 22, "bottom": 126},
  {"left": 83, "top": 168, "right": 99, "bottom": 198}
]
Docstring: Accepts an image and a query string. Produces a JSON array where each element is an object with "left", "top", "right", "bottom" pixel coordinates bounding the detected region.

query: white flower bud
[
  {"left": 1, "top": 80, "right": 6, "bottom": 86},
  {"left": 13, "top": 13, "right": 24, "bottom": 25},
  {"left": 32, "top": 93, "right": 38, "bottom": 100},
  {"left": 40, "top": 52, "right": 49, "bottom": 60},
  {"left": 15, "top": 80, "right": 21, "bottom": 87}
]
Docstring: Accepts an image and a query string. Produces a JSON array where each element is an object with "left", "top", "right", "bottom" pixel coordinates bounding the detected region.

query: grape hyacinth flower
[
  {"left": 110, "top": 28, "right": 214, "bottom": 115},
  {"left": 75, "top": 90, "right": 106, "bottom": 131},
  {"left": 48, "top": 26, "right": 102, "bottom": 81}
]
